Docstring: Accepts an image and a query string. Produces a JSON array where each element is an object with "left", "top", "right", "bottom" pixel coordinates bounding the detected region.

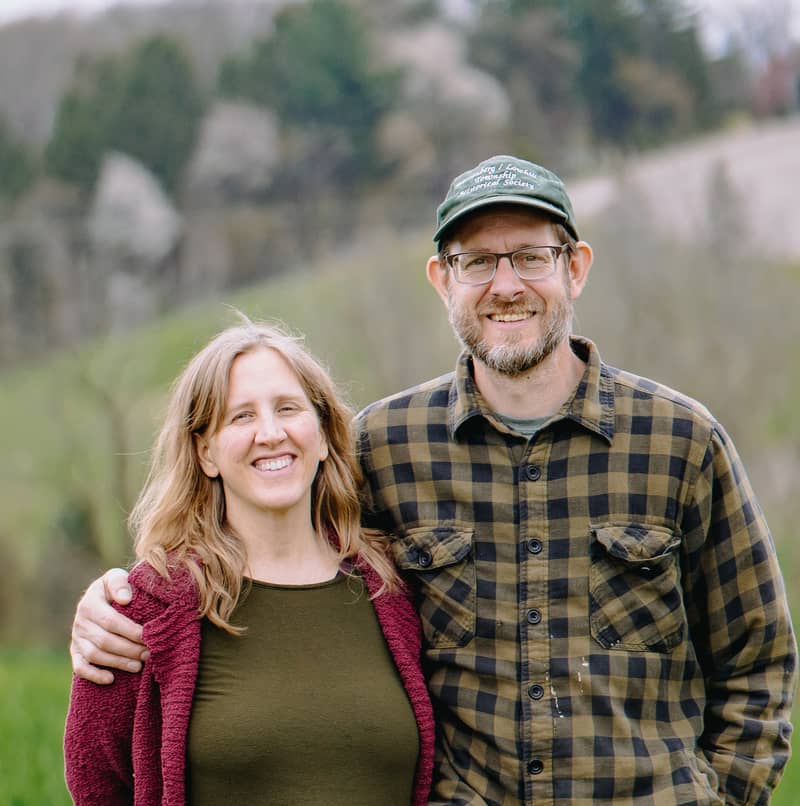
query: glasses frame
[{"left": 444, "top": 243, "right": 571, "bottom": 286}]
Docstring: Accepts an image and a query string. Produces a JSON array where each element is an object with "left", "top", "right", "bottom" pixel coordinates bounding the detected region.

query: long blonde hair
[{"left": 129, "top": 319, "right": 398, "bottom": 633}]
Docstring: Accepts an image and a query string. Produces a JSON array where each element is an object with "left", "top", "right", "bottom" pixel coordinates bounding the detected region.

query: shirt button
[
  {"left": 526, "top": 608, "right": 541, "bottom": 625},
  {"left": 417, "top": 549, "right": 432, "bottom": 568},
  {"left": 527, "top": 759, "right": 544, "bottom": 775},
  {"left": 524, "top": 464, "right": 541, "bottom": 481},
  {"left": 526, "top": 538, "right": 543, "bottom": 554},
  {"left": 528, "top": 684, "right": 544, "bottom": 700}
]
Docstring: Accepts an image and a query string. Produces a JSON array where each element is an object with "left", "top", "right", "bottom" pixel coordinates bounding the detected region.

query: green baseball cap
[{"left": 433, "top": 155, "right": 579, "bottom": 244}]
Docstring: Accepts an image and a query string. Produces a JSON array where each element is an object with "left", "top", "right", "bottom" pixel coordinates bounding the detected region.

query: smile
[
  {"left": 253, "top": 456, "right": 294, "bottom": 472},
  {"left": 488, "top": 312, "right": 534, "bottom": 322}
]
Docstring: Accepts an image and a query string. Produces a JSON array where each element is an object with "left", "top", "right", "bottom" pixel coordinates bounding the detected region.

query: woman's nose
[{"left": 254, "top": 415, "right": 286, "bottom": 443}]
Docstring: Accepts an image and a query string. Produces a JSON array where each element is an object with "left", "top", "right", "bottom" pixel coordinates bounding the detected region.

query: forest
[{"left": 1, "top": 0, "right": 798, "bottom": 365}]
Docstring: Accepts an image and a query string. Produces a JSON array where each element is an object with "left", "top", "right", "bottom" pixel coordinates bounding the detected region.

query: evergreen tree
[
  {"left": 470, "top": 0, "right": 716, "bottom": 149},
  {"left": 45, "top": 36, "right": 205, "bottom": 194},
  {"left": 0, "top": 121, "right": 38, "bottom": 203},
  {"left": 218, "top": 0, "right": 400, "bottom": 182}
]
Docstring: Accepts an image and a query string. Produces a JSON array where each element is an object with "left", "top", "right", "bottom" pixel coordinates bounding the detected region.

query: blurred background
[{"left": 1, "top": 0, "right": 799, "bottom": 802}]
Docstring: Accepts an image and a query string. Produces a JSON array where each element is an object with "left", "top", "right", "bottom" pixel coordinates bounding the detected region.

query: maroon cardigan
[{"left": 64, "top": 562, "right": 435, "bottom": 806}]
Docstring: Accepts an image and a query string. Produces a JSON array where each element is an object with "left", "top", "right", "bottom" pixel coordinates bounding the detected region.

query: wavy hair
[{"left": 129, "top": 318, "right": 398, "bottom": 633}]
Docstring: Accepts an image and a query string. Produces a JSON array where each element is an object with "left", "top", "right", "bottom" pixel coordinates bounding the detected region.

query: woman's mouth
[{"left": 253, "top": 456, "right": 293, "bottom": 472}]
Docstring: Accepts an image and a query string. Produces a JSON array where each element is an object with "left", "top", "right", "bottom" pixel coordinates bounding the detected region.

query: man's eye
[
  {"left": 519, "top": 251, "right": 547, "bottom": 266},
  {"left": 464, "top": 254, "right": 491, "bottom": 270}
]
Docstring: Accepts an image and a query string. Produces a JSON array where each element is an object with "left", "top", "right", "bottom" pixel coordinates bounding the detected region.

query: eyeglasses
[{"left": 444, "top": 244, "right": 570, "bottom": 286}]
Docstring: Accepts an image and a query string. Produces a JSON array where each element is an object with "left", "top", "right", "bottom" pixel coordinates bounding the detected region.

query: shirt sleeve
[
  {"left": 682, "top": 422, "right": 797, "bottom": 805},
  {"left": 355, "top": 421, "right": 385, "bottom": 530}
]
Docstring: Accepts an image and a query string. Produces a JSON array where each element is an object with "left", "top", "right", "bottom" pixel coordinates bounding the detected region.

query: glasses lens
[
  {"left": 512, "top": 247, "right": 556, "bottom": 279},
  {"left": 454, "top": 253, "right": 496, "bottom": 284}
]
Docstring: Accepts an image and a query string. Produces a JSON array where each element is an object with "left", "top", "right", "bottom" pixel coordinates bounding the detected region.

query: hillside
[
  {"left": 569, "top": 116, "right": 800, "bottom": 260},
  {"left": 1, "top": 118, "right": 799, "bottom": 646}
]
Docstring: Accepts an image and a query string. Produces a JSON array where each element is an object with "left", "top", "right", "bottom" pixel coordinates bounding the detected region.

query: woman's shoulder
[{"left": 123, "top": 561, "right": 199, "bottom": 618}]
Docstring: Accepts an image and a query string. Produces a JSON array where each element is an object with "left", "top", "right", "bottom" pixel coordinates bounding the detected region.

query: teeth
[
  {"left": 254, "top": 456, "right": 293, "bottom": 472},
  {"left": 490, "top": 312, "right": 531, "bottom": 322}
]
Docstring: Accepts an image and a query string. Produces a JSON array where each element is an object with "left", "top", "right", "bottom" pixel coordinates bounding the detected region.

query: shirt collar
[{"left": 449, "top": 336, "right": 615, "bottom": 444}]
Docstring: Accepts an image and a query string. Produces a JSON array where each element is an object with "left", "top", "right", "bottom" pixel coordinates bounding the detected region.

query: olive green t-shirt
[{"left": 186, "top": 573, "right": 420, "bottom": 805}]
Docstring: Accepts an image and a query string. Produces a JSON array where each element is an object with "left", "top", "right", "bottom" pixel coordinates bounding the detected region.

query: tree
[
  {"left": 218, "top": 0, "right": 400, "bottom": 183},
  {"left": 475, "top": 0, "right": 717, "bottom": 149},
  {"left": 0, "top": 121, "right": 38, "bottom": 203},
  {"left": 632, "top": 0, "right": 716, "bottom": 130},
  {"left": 560, "top": 0, "right": 641, "bottom": 144},
  {"left": 468, "top": 3, "right": 582, "bottom": 166},
  {"left": 568, "top": 0, "right": 717, "bottom": 145},
  {"left": 45, "top": 35, "right": 205, "bottom": 194}
]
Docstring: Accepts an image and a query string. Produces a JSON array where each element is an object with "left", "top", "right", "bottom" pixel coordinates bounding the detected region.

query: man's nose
[{"left": 488, "top": 256, "right": 526, "bottom": 296}]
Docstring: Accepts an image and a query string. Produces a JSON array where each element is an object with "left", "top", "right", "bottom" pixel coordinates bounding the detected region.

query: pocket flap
[
  {"left": 592, "top": 523, "right": 680, "bottom": 565},
  {"left": 392, "top": 526, "right": 473, "bottom": 571}
]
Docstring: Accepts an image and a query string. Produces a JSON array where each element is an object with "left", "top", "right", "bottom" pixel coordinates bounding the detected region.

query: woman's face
[{"left": 195, "top": 347, "right": 328, "bottom": 527}]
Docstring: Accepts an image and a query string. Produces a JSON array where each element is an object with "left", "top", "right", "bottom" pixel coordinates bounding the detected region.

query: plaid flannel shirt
[{"left": 355, "top": 336, "right": 796, "bottom": 806}]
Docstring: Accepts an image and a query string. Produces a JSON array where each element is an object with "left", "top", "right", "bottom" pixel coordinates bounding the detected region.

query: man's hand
[{"left": 70, "top": 568, "right": 148, "bottom": 685}]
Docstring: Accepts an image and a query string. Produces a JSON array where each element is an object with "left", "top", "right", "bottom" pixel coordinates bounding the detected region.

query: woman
[{"left": 64, "top": 320, "right": 435, "bottom": 806}]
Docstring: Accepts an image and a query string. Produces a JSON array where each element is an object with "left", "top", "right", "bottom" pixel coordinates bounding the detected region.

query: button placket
[{"left": 520, "top": 445, "right": 550, "bottom": 789}]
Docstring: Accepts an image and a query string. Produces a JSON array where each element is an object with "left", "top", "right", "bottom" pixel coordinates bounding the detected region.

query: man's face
[{"left": 439, "top": 208, "right": 575, "bottom": 377}]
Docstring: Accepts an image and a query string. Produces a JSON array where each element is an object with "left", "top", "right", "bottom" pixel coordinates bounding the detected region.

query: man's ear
[
  {"left": 567, "top": 240, "right": 593, "bottom": 301},
  {"left": 426, "top": 254, "right": 450, "bottom": 305},
  {"left": 195, "top": 434, "right": 220, "bottom": 479}
]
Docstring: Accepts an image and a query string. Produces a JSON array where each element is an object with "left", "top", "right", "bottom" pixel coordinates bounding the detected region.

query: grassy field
[
  {"left": 2, "top": 648, "right": 799, "bottom": 804},
  {"left": 0, "top": 650, "right": 72, "bottom": 806}
]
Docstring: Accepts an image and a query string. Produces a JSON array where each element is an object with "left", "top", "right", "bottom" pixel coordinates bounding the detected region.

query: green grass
[
  {"left": 0, "top": 650, "right": 72, "bottom": 806},
  {"left": 778, "top": 743, "right": 800, "bottom": 806},
  {"left": 2, "top": 648, "right": 799, "bottom": 804}
]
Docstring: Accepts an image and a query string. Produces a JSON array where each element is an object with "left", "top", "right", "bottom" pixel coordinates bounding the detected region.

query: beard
[{"left": 448, "top": 286, "right": 574, "bottom": 377}]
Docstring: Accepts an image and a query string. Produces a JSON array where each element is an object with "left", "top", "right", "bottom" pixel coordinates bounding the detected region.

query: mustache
[{"left": 477, "top": 297, "right": 541, "bottom": 317}]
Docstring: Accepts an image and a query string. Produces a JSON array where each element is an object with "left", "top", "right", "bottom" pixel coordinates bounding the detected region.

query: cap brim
[{"left": 434, "top": 195, "right": 570, "bottom": 243}]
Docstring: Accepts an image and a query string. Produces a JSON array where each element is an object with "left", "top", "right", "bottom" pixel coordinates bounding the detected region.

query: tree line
[{"left": 0, "top": 0, "right": 792, "bottom": 210}]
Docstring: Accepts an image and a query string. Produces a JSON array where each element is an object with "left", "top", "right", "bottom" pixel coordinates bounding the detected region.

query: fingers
[
  {"left": 70, "top": 573, "right": 147, "bottom": 682},
  {"left": 104, "top": 567, "right": 133, "bottom": 605},
  {"left": 69, "top": 646, "right": 117, "bottom": 685}
]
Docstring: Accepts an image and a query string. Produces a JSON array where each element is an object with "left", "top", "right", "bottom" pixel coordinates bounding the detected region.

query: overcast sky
[{"left": 0, "top": 0, "right": 182, "bottom": 21}]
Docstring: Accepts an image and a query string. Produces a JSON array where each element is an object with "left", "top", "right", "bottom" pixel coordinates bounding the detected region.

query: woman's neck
[{"left": 228, "top": 508, "right": 340, "bottom": 585}]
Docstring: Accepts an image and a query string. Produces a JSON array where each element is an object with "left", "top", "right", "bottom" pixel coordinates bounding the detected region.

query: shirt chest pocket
[
  {"left": 589, "top": 523, "right": 686, "bottom": 653},
  {"left": 391, "top": 526, "right": 476, "bottom": 649}
]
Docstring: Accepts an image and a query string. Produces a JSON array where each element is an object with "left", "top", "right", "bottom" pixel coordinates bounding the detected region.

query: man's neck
[{"left": 472, "top": 339, "right": 586, "bottom": 419}]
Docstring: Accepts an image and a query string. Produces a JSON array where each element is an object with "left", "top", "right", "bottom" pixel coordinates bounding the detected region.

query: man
[{"left": 71, "top": 155, "right": 796, "bottom": 805}]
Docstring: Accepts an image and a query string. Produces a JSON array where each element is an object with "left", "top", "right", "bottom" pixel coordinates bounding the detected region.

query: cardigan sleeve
[
  {"left": 64, "top": 665, "right": 141, "bottom": 804},
  {"left": 63, "top": 564, "right": 187, "bottom": 805}
]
